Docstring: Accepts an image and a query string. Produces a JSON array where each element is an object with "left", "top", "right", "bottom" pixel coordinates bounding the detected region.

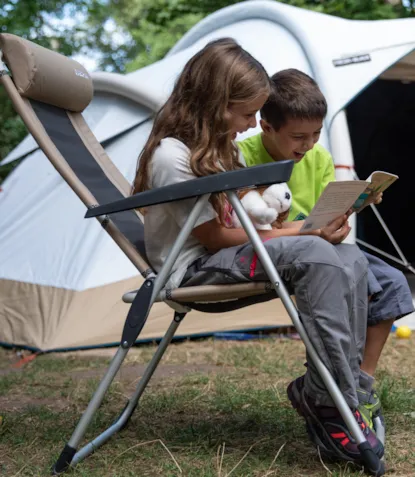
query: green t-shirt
[{"left": 237, "top": 134, "right": 335, "bottom": 221}]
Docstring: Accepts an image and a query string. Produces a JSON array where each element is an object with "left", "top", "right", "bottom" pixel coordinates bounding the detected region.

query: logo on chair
[{"left": 74, "top": 69, "right": 90, "bottom": 79}]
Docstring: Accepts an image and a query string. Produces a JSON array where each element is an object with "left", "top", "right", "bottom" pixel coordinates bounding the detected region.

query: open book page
[
  {"left": 300, "top": 181, "right": 369, "bottom": 231},
  {"left": 299, "top": 171, "right": 399, "bottom": 232},
  {"left": 352, "top": 171, "right": 398, "bottom": 213}
]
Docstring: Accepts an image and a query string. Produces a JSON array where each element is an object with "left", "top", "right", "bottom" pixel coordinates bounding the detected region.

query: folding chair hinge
[
  {"left": 172, "top": 303, "right": 190, "bottom": 316},
  {"left": 0, "top": 51, "right": 10, "bottom": 77},
  {"left": 100, "top": 215, "right": 110, "bottom": 229},
  {"left": 121, "top": 277, "right": 155, "bottom": 348},
  {"left": 160, "top": 288, "right": 191, "bottom": 313},
  {"left": 88, "top": 204, "right": 109, "bottom": 229},
  {"left": 143, "top": 268, "right": 154, "bottom": 278}
]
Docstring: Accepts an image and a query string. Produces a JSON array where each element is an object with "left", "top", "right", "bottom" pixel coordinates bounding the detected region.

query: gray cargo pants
[{"left": 182, "top": 236, "right": 369, "bottom": 408}]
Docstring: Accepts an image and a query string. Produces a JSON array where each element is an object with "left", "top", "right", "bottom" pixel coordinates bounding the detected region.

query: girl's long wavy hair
[{"left": 132, "top": 38, "right": 270, "bottom": 223}]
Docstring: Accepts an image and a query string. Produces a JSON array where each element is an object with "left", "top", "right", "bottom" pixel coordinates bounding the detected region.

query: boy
[{"left": 237, "top": 68, "right": 414, "bottom": 454}]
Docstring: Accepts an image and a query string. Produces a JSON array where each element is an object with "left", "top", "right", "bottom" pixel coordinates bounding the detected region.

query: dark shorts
[{"left": 365, "top": 252, "right": 414, "bottom": 326}]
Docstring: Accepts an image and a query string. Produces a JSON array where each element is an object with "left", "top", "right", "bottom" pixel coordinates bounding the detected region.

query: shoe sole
[
  {"left": 287, "top": 379, "right": 338, "bottom": 456},
  {"left": 287, "top": 380, "right": 340, "bottom": 459},
  {"left": 287, "top": 380, "right": 384, "bottom": 463}
]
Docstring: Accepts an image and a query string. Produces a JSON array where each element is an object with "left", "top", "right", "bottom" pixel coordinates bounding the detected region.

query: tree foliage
[
  {"left": 0, "top": 0, "right": 101, "bottom": 178},
  {"left": 105, "top": 0, "right": 413, "bottom": 72},
  {"left": 1, "top": 0, "right": 413, "bottom": 180}
]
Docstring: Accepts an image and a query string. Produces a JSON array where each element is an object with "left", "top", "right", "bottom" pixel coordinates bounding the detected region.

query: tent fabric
[
  {"left": 346, "top": 78, "right": 415, "bottom": 264},
  {"left": 0, "top": 275, "right": 291, "bottom": 351},
  {"left": 380, "top": 50, "right": 415, "bottom": 81},
  {"left": 168, "top": 0, "right": 415, "bottom": 131},
  {"left": 1, "top": 0, "right": 415, "bottom": 351}
]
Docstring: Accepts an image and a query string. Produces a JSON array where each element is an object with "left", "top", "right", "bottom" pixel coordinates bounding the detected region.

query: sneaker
[
  {"left": 287, "top": 376, "right": 384, "bottom": 463},
  {"left": 289, "top": 375, "right": 385, "bottom": 431},
  {"left": 357, "top": 388, "right": 385, "bottom": 431}
]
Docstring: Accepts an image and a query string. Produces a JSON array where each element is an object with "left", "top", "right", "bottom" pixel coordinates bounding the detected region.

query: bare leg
[{"left": 360, "top": 318, "right": 394, "bottom": 377}]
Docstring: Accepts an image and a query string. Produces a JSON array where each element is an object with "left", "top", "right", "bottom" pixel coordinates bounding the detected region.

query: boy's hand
[
  {"left": 364, "top": 191, "right": 383, "bottom": 207},
  {"left": 319, "top": 214, "right": 351, "bottom": 244},
  {"left": 373, "top": 192, "right": 383, "bottom": 205},
  {"left": 345, "top": 207, "right": 353, "bottom": 218}
]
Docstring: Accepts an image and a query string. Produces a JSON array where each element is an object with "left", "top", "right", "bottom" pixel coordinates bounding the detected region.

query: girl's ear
[{"left": 223, "top": 108, "right": 232, "bottom": 124}]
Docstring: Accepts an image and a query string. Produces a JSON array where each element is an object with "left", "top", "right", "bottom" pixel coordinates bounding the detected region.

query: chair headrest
[{"left": 0, "top": 33, "right": 93, "bottom": 112}]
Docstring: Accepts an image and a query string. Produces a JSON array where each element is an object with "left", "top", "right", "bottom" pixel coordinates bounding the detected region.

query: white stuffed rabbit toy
[{"left": 231, "top": 183, "right": 292, "bottom": 230}]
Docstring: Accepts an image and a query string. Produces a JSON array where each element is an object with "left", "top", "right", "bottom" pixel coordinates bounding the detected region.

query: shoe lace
[
  {"left": 329, "top": 410, "right": 368, "bottom": 447},
  {"left": 354, "top": 410, "right": 369, "bottom": 434}
]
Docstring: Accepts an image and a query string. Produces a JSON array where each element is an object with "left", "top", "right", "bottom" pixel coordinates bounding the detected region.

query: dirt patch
[
  {"left": 68, "top": 362, "right": 223, "bottom": 381},
  {"left": 0, "top": 395, "right": 69, "bottom": 412},
  {"left": 0, "top": 367, "right": 23, "bottom": 376},
  {"left": 0, "top": 363, "right": 224, "bottom": 411}
]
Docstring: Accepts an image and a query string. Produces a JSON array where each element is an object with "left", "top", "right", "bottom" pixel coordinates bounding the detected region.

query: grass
[{"left": 0, "top": 334, "right": 414, "bottom": 476}]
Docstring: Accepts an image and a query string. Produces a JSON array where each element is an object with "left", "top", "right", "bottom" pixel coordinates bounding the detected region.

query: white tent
[{"left": 1, "top": 0, "right": 415, "bottom": 352}]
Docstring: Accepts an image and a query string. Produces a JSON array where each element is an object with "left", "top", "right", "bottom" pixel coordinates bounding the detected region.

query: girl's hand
[{"left": 319, "top": 214, "right": 351, "bottom": 244}]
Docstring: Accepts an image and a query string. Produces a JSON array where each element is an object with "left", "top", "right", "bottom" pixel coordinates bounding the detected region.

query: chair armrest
[{"left": 85, "top": 160, "right": 293, "bottom": 218}]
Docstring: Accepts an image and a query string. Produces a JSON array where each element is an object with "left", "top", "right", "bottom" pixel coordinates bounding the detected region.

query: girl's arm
[
  {"left": 281, "top": 220, "right": 305, "bottom": 230},
  {"left": 192, "top": 218, "right": 312, "bottom": 254},
  {"left": 193, "top": 214, "right": 350, "bottom": 253}
]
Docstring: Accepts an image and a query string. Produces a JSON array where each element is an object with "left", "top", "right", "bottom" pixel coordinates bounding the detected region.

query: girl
[{"left": 133, "top": 38, "right": 383, "bottom": 464}]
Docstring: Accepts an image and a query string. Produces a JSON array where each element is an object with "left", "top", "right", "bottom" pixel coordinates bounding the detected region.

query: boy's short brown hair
[{"left": 260, "top": 68, "right": 327, "bottom": 130}]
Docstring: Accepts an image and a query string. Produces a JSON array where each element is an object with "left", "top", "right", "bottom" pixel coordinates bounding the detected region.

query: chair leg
[
  {"left": 373, "top": 417, "right": 385, "bottom": 446},
  {"left": 52, "top": 197, "right": 209, "bottom": 474},
  {"left": 52, "top": 311, "right": 185, "bottom": 475},
  {"left": 227, "top": 191, "right": 385, "bottom": 477},
  {"left": 117, "top": 311, "right": 186, "bottom": 425}
]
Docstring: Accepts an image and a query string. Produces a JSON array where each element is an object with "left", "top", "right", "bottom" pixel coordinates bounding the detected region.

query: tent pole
[{"left": 351, "top": 170, "right": 414, "bottom": 275}]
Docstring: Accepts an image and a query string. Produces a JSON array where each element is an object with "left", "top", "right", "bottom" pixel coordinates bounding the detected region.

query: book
[{"left": 300, "top": 171, "right": 398, "bottom": 232}]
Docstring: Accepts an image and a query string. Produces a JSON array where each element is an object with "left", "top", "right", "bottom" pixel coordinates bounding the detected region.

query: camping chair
[{"left": 0, "top": 33, "right": 385, "bottom": 477}]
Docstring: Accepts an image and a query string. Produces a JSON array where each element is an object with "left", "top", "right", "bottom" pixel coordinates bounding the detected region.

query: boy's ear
[{"left": 260, "top": 119, "right": 273, "bottom": 135}]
